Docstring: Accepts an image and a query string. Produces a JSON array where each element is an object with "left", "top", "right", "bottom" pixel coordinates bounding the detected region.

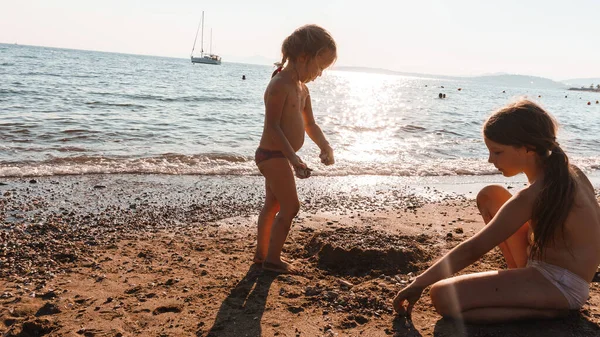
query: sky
[{"left": 1, "top": 0, "right": 599, "bottom": 80}]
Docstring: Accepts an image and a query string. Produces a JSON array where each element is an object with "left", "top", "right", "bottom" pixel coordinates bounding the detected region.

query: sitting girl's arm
[
  {"left": 302, "top": 88, "right": 334, "bottom": 165},
  {"left": 394, "top": 187, "right": 535, "bottom": 315},
  {"left": 264, "top": 81, "right": 303, "bottom": 166},
  {"left": 415, "top": 188, "right": 534, "bottom": 286}
]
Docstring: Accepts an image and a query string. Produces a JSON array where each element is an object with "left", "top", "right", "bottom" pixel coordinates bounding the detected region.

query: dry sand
[{"left": 1, "top": 174, "right": 599, "bottom": 337}]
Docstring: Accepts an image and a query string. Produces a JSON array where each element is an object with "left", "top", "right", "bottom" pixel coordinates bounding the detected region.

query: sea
[{"left": 1, "top": 43, "right": 600, "bottom": 181}]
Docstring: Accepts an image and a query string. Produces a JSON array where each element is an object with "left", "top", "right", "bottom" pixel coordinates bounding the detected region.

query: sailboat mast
[
  {"left": 210, "top": 29, "right": 213, "bottom": 54},
  {"left": 191, "top": 18, "right": 202, "bottom": 56},
  {"left": 200, "top": 11, "right": 205, "bottom": 56}
]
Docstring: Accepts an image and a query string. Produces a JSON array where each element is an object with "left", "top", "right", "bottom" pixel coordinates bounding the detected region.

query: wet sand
[{"left": 1, "top": 174, "right": 599, "bottom": 336}]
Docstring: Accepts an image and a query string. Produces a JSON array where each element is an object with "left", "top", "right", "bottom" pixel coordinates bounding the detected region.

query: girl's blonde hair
[{"left": 272, "top": 24, "right": 337, "bottom": 77}]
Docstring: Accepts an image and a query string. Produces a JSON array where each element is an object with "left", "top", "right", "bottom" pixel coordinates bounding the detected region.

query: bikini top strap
[{"left": 274, "top": 62, "right": 283, "bottom": 74}]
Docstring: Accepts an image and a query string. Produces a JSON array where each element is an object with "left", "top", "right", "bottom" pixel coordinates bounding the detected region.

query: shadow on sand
[
  {"left": 431, "top": 312, "right": 600, "bottom": 337},
  {"left": 198, "top": 264, "right": 277, "bottom": 337},
  {"left": 390, "top": 316, "right": 424, "bottom": 337}
]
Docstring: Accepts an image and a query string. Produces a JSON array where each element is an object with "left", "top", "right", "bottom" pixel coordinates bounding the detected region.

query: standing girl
[{"left": 254, "top": 25, "right": 337, "bottom": 273}]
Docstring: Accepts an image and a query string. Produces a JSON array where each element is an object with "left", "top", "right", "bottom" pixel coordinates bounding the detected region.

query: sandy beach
[{"left": 1, "top": 174, "right": 599, "bottom": 337}]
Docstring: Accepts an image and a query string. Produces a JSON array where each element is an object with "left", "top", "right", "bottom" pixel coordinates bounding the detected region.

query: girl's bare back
[{"left": 537, "top": 167, "right": 600, "bottom": 282}]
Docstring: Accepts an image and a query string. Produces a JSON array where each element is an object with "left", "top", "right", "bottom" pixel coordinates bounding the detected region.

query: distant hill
[
  {"left": 334, "top": 66, "right": 566, "bottom": 89},
  {"left": 472, "top": 74, "right": 566, "bottom": 89},
  {"left": 222, "top": 61, "right": 590, "bottom": 90},
  {"left": 332, "top": 66, "right": 459, "bottom": 80},
  {"left": 562, "top": 78, "right": 600, "bottom": 87}
]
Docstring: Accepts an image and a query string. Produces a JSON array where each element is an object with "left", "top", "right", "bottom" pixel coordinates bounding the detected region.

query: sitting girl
[{"left": 393, "top": 99, "right": 600, "bottom": 323}]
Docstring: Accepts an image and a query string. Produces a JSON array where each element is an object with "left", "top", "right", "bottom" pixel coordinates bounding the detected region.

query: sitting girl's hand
[
  {"left": 319, "top": 146, "right": 335, "bottom": 165},
  {"left": 392, "top": 283, "right": 424, "bottom": 320}
]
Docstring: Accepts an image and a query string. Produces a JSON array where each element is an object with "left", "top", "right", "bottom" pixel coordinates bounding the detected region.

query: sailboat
[{"left": 191, "top": 11, "right": 221, "bottom": 65}]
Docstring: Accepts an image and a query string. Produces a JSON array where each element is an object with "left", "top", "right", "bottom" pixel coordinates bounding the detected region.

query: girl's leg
[
  {"left": 476, "top": 185, "right": 530, "bottom": 268},
  {"left": 253, "top": 182, "right": 280, "bottom": 264},
  {"left": 429, "top": 268, "right": 570, "bottom": 323},
  {"left": 257, "top": 158, "right": 300, "bottom": 273},
  {"left": 461, "top": 307, "right": 566, "bottom": 323}
]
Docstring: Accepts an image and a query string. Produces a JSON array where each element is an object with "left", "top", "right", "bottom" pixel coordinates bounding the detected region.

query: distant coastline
[
  {"left": 568, "top": 87, "right": 600, "bottom": 93},
  {"left": 2, "top": 43, "right": 599, "bottom": 90},
  {"left": 334, "top": 66, "right": 569, "bottom": 89}
]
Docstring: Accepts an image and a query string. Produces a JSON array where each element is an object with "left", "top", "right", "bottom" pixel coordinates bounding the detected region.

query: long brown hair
[
  {"left": 271, "top": 24, "right": 337, "bottom": 78},
  {"left": 483, "top": 99, "right": 576, "bottom": 259}
]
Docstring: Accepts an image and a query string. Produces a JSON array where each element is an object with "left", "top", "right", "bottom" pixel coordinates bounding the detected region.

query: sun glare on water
[{"left": 317, "top": 71, "right": 430, "bottom": 168}]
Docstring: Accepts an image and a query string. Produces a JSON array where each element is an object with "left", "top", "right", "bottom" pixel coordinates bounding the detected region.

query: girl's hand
[
  {"left": 291, "top": 156, "right": 312, "bottom": 179},
  {"left": 290, "top": 155, "right": 306, "bottom": 169},
  {"left": 319, "top": 146, "right": 335, "bottom": 165},
  {"left": 392, "top": 283, "right": 424, "bottom": 320}
]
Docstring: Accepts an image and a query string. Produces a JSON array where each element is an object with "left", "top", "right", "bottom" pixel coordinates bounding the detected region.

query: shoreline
[
  {"left": 1, "top": 172, "right": 599, "bottom": 203},
  {"left": 2, "top": 171, "right": 599, "bottom": 191},
  {"left": 1, "top": 174, "right": 599, "bottom": 336}
]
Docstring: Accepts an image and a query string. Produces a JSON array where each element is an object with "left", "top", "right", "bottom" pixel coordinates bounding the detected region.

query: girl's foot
[
  {"left": 262, "top": 260, "right": 296, "bottom": 274},
  {"left": 253, "top": 255, "right": 292, "bottom": 265}
]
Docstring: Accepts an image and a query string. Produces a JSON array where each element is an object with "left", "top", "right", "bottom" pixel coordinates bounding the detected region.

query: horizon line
[{"left": 2, "top": 42, "right": 599, "bottom": 83}]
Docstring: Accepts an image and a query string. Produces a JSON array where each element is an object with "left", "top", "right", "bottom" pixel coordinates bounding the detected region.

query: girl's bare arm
[
  {"left": 302, "top": 89, "right": 331, "bottom": 152},
  {"left": 412, "top": 188, "right": 535, "bottom": 288}
]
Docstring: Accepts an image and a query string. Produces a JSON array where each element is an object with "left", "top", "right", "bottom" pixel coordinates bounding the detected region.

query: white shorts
[{"left": 527, "top": 259, "right": 589, "bottom": 310}]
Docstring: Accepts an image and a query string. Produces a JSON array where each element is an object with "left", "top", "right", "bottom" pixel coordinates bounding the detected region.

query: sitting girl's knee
[
  {"left": 476, "top": 185, "right": 508, "bottom": 207},
  {"left": 430, "top": 282, "right": 457, "bottom": 317},
  {"left": 477, "top": 184, "right": 506, "bottom": 199},
  {"left": 429, "top": 283, "right": 445, "bottom": 313}
]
